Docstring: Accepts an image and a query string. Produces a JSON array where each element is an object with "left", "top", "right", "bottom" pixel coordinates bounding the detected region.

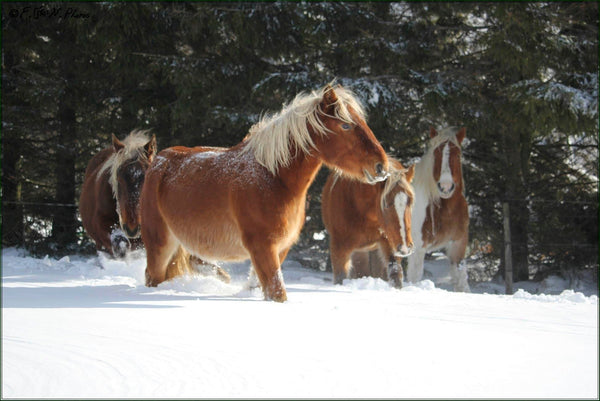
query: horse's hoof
[
  {"left": 268, "top": 292, "right": 288, "bottom": 303},
  {"left": 452, "top": 281, "right": 471, "bottom": 292},
  {"left": 216, "top": 267, "right": 231, "bottom": 284},
  {"left": 391, "top": 279, "right": 403, "bottom": 289},
  {"left": 265, "top": 286, "right": 288, "bottom": 302}
]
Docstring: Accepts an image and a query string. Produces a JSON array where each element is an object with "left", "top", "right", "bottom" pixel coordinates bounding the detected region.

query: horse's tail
[{"left": 165, "top": 246, "right": 194, "bottom": 281}]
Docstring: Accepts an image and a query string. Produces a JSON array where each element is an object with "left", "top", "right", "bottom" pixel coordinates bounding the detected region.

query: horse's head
[
  {"left": 379, "top": 163, "right": 415, "bottom": 257},
  {"left": 111, "top": 132, "right": 157, "bottom": 239},
  {"left": 314, "top": 84, "right": 389, "bottom": 184},
  {"left": 430, "top": 127, "right": 465, "bottom": 199}
]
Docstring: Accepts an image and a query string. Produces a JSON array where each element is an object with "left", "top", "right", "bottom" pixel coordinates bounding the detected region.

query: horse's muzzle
[
  {"left": 364, "top": 164, "right": 390, "bottom": 184},
  {"left": 123, "top": 224, "right": 141, "bottom": 239},
  {"left": 437, "top": 182, "right": 455, "bottom": 199},
  {"left": 394, "top": 244, "right": 414, "bottom": 258}
]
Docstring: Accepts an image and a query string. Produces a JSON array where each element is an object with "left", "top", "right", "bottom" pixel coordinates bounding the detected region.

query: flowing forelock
[
  {"left": 98, "top": 129, "right": 152, "bottom": 199},
  {"left": 380, "top": 159, "right": 415, "bottom": 211}
]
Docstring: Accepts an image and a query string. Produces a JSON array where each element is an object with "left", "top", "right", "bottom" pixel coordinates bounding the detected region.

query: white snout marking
[
  {"left": 438, "top": 142, "right": 454, "bottom": 193},
  {"left": 394, "top": 192, "right": 408, "bottom": 249}
]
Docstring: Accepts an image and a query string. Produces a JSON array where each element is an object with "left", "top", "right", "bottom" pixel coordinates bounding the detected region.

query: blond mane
[
  {"left": 243, "top": 85, "right": 366, "bottom": 174},
  {"left": 98, "top": 129, "right": 152, "bottom": 199},
  {"left": 413, "top": 127, "right": 463, "bottom": 206}
]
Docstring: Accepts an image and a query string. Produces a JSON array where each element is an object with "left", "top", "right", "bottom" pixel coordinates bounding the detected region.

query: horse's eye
[{"left": 341, "top": 123, "right": 351, "bottom": 130}]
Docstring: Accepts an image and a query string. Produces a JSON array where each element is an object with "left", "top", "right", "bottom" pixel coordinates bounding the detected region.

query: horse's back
[{"left": 142, "top": 145, "right": 249, "bottom": 261}]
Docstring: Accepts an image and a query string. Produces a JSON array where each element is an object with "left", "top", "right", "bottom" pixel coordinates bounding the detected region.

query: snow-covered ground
[{"left": 2, "top": 247, "right": 598, "bottom": 398}]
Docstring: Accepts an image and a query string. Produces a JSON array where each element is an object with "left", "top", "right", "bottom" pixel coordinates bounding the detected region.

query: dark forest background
[{"left": 2, "top": 2, "right": 598, "bottom": 284}]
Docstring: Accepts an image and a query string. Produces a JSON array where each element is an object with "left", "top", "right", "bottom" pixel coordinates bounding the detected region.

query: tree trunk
[
  {"left": 50, "top": 29, "right": 78, "bottom": 249},
  {"left": 51, "top": 101, "right": 78, "bottom": 248},
  {"left": 503, "top": 127, "right": 530, "bottom": 282},
  {"left": 2, "top": 138, "right": 24, "bottom": 247},
  {"left": 2, "top": 49, "right": 24, "bottom": 247}
]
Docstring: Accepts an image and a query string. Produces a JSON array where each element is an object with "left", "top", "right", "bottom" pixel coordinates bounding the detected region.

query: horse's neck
[
  {"left": 353, "top": 180, "right": 381, "bottom": 214},
  {"left": 277, "top": 152, "right": 323, "bottom": 196}
]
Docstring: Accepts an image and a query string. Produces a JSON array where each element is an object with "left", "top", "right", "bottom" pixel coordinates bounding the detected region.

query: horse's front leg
[
  {"left": 330, "top": 241, "right": 352, "bottom": 285},
  {"left": 350, "top": 250, "right": 370, "bottom": 279},
  {"left": 379, "top": 241, "right": 402, "bottom": 288},
  {"left": 246, "top": 243, "right": 287, "bottom": 302},
  {"left": 406, "top": 248, "right": 426, "bottom": 283},
  {"left": 448, "top": 237, "right": 470, "bottom": 292}
]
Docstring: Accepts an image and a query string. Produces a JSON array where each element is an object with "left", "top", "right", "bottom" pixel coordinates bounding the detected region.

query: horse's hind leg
[{"left": 448, "top": 236, "right": 470, "bottom": 292}]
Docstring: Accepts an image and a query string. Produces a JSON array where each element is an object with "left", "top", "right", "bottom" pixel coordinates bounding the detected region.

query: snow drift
[{"left": 2, "top": 248, "right": 598, "bottom": 398}]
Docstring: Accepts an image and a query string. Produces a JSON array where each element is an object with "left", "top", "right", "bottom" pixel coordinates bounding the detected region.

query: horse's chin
[
  {"left": 394, "top": 250, "right": 414, "bottom": 258},
  {"left": 438, "top": 191, "right": 454, "bottom": 199},
  {"left": 363, "top": 169, "right": 390, "bottom": 185}
]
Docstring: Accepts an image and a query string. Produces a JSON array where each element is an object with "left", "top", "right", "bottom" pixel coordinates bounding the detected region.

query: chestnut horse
[
  {"left": 322, "top": 158, "right": 415, "bottom": 287},
  {"left": 79, "top": 130, "right": 156, "bottom": 257},
  {"left": 406, "top": 127, "right": 470, "bottom": 292},
  {"left": 140, "top": 84, "right": 389, "bottom": 302}
]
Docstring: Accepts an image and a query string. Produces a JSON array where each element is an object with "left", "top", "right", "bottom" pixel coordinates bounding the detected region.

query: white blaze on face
[
  {"left": 394, "top": 192, "right": 408, "bottom": 248},
  {"left": 438, "top": 142, "right": 454, "bottom": 194}
]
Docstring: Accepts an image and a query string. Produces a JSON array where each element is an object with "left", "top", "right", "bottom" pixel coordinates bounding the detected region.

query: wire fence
[
  {"left": 499, "top": 198, "right": 598, "bottom": 293},
  {"left": 1, "top": 198, "right": 598, "bottom": 278},
  {"left": 2, "top": 201, "right": 95, "bottom": 256}
]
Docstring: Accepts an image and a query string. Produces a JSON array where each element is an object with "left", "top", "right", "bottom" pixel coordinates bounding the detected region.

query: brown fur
[
  {"left": 322, "top": 158, "right": 415, "bottom": 287},
  {"left": 79, "top": 131, "right": 156, "bottom": 257},
  {"left": 140, "top": 84, "right": 389, "bottom": 302},
  {"left": 407, "top": 127, "right": 470, "bottom": 292}
]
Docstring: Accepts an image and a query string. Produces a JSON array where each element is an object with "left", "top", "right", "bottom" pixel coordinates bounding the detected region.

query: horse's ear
[
  {"left": 144, "top": 134, "right": 157, "bottom": 159},
  {"left": 429, "top": 127, "right": 438, "bottom": 138},
  {"left": 321, "top": 84, "right": 339, "bottom": 114},
  {"left": 112, "top": 134, "right": 125, "bottom": 152},
  {"left": 456, "top": 127, "right": 466, "bottom": 144},
  {"left": 405, "top": 164, "right": 416, "bottom": 183}
]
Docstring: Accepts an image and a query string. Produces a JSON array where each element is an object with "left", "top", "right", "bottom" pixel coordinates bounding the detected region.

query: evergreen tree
[{"left": 1, "top": 2, "right": 597, "bottom": 278}]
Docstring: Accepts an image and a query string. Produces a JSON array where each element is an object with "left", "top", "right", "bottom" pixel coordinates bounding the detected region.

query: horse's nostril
[{"left": 375, "top": 163, "right": 384, "bottom": 175}]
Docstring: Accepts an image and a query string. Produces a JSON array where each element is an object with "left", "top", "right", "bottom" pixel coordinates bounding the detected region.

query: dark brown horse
[
  {"left": 140, "top": 84, "right": 389, "bottom": 301},
  {"left": 79, "top": 130, "right": 156, "bottom": 257},
  {"left": 406, "top": 127, "right": 470, "bottom": 292},
  {"left": 322, "top": 158, "right": 415, "bottom": 287}
]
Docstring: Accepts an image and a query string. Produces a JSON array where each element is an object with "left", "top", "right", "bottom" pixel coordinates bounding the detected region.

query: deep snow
[{"left": 2, "top": 247, "right": 598, "bottom": 398}]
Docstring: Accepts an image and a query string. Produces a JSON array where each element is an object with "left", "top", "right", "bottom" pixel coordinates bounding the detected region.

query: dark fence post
[{"left": 503, "top": 202, "right": 514, "bottom": 295}]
